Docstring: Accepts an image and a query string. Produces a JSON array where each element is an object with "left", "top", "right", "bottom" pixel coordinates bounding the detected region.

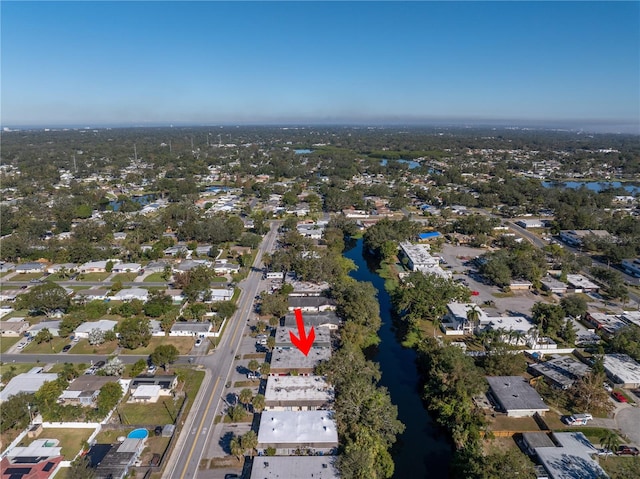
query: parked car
[
  {"left": 616, "top": 446, "right": 640, "bottom": 456},
  {"left": 603, "top": 383, "right": 613, "bottom": 393},
  {"left": 94, "top": 360, "right": 106, "bottom": 368},
  {"left": 16, "top": 342, "right": 27, "bottom": 350},
  {"left": 563, "top": 413, "right": 593, "bottom": 425},
  {"left": 62, "top": 344, "right": 72, "bottom": 352},
  {"left": 195, "top": 338, "right": 203, "bottom": 347},
  {"left": 612, "top": 391, "right": 628, "bottom": 403},
  {"left": 597, "top": 448, "right": 614, "bottom": 456},
  {"left": 148, "top": 365, "right": 157, "bottom": 374},
  {"left": 471, "top": 291, "right": 480, "bottom": 296}
]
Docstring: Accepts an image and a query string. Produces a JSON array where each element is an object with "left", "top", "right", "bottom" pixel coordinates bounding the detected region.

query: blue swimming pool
[{"left": 127, "top": 428, "right": 148, "bottom": 439}]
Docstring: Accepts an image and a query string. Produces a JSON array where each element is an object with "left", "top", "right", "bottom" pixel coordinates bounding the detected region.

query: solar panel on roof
[{"left": 43, "top": 461, "right": 55, "bottom": 471}]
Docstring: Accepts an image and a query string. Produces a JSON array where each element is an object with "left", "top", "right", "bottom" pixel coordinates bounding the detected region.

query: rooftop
[
  {"left": 603, "top": 353, "right": 640, "bottom": 386},
  {"left": 265, "top": 376, "right": 334, "bottom": 405},
  {"left": 0, "top": 373, "right": 58, "bottom": 403},
  {"left": 270, "top": 347, "right": 331, "bottom": 372},
  {"left": 529, "top": 355, "right": 591, "bottom": 389},
  {"left": 486, "top": 376, "right": 549, "bottom": 413},
  {"left": 275, "top": 326, "right": 331, "bottom": 348},
  {"left": 249, "top": 456, "right": 339, "bottom": 479},
  {"left": 257, "top": 411, "right": 338, "bottom": 446},
  {"left": 535, "top": 432, "right": 608, "bottom": 479}
]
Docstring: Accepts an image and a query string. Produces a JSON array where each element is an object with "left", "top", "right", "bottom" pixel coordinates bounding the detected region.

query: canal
[{"left": 344, "top": 238, "right": 452, "bottom": 478}]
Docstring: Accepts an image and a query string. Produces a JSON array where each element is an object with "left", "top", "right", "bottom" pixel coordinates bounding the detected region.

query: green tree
[
  {"left": 247, "top": 359, "right": 260, "bottom": 374},
  {"left": 610, "top": 326, "right": 640, "bottom": 362},
  {"left": 97, "top": 381, "right": 123, "bottom": 414},
  {"left": 131, "top": 359, "right": 147, "bottom": 377},
  {"left": 0, "top": 392, "right": 34, "bottom": 431},
  {"left": 599, "top": 429, "right": 621, "bottom": 458},
  {"left": 560, "top": 294, "right": 588, "bottom": 318},
  {"left": 252, "top": 394, "right": 265, "bottom": 413},
  {"left": 103, "top": 357, "right": 125, "bottom": 376},
  {"left": 67, "top": 455, "right": 95, "bottom": 479},
  {"left": 227, "top": 404, "right": 247, "bottom": 422},
  {"left": 118, "top": 317, "right": 151, "bottom": 349},
  {"left": 240, "top": 430, "right": 258, "bottom": 456},
  {"left": 531, "top": 302, "right": 565, "bottom": 337},
  {"left": 150, "top": 344, "right": 179, "bottom": 371},
  {"left": 34, "top": 328, "right": 54, "bottom": 345},
  {"left": 230, "top": 434, "right": 243, "bottom": 459},
  {"left": 569, "top": 372, "right": 614, "bottom": 415},
  {"left": 17, "top": 283, "right": 70, "bottom": 317},
  {"left": 238, "top": 388, "right": 253, "bottom": 411},
  {"left": 259, "top": 362, "right": 271, "bottom": 376}
]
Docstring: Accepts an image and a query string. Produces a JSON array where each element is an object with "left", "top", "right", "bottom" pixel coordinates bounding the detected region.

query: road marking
[{"left": 179, "top": 376, "right": 220, "bottom": 479}]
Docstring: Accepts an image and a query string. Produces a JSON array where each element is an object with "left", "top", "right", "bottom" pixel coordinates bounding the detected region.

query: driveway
[{"left": 616, "top": 406, "right": 640, "bottom": 446}]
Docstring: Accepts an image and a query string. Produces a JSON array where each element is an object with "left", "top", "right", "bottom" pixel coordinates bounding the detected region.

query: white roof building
[
  {"left": 112, "top": 263, "right": 142, "bottom": 273},
  {"left": 535, "top": 432, "right": 608, "bottom": 479},
  {"left": 250, "top": 456, "right": 339, "bottom": 479},
  {"left": 604, "top": 353, "right": 640, "bottom": 388},
  {"left": 399, "top": 242, "right": 451, "bottom": 279},
  {"left": 264, "top": 376, "right": 334, "bottom": 411},
  {"left": 566, "top": 274, "right": 599, "bottom": 292},
  {"left": 0, "top": 372, "right": 58, "bottom": 402},
  {"left": 112, "top": 288, "right": 149, "bottom": 302},
  {"left": 74, "top": 319, "right": 118, "bottom": 338},
  {"left": 257, "top": 411, "right": 339, "bottom": 455}
]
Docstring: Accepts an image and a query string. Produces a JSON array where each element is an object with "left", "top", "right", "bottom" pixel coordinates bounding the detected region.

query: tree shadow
[{"left": 219, "top": 431, "right": 234, "bottom": 454}]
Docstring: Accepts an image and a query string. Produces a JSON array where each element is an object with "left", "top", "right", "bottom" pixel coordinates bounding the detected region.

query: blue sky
[{"left": 2, "top": 1, "right": 639, "bottom": 132}]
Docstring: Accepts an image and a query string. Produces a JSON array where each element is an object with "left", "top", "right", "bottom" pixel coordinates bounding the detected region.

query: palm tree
[
  {"left": 252, "top": 394, "right": 265, "bottom": 413},
  {"left": 599, "top": 430, "right": 621, "bottom": 459},
  {"left": 466, "top": 306, "right": 481, "bottom": 334},
  {"left": 528, "top": 327, "right": 540, "bottom": 347},
  {"left": 230, "top": 434, "right": 243, "bottom": 460},
  {"left": 239, "top": 388, "right": 253, "bottom": 412},
  {"left": 241, "top": 431, "right": 258, "bottom": 456}
]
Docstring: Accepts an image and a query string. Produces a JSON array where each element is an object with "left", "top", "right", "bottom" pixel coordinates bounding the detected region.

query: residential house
[
  {"left": 0, "top": 439, "right": 63, "bottom": 478},
  {"left": 566, "top": 274, "right": 599, "bottom": 293},
  {"left": 0, "top": 370, "right": 58, "bottom": 403},
  {"left": 541, "top": 276, "right": 568, "bottom": 294},
  {"left": 46, "top": 263, "right": 78, "bottom": 274},
  {"left": 94, "top": 438, "right": 146, "bottom": 479},
  {"left": 528, "top": 355, "right": 591, "bottom": 390},
  {"left": 399, "top": 241, "right": 451, "bottom": 279},
  {"left": 112, "top": 263, "right": 142, "bottom": 273},
  {"left": 257, "top": 411, "right": 339, "bottom": 456},
  {"left": 270, "top": 348, "right": 331, "bottom": 376},
  {"left": 14, "top": 262, "right": 47, "bottom": 274},
  {"left": 560, "top": 229, "right": 611, "bottom": 247},
  {"left": 534, "top": 432, "right": 609, "bottom": 479},
  {"left": 79, "top": 260, "right": 113, "bottom": 273},
  {"left": 287, "top": 296, "right": 337, "bottom": 313},
  {"left": 130, "top": 375, "right": 178, "bottom": 394},
  {"left": 0, "top": 319, "right": 29, "bottom": 337},
  {"left": 73, "top": 320, "right": 118, "bottom": 339},
  {"left": 440, "top": 303, "right": 489, "bottom": 336},
  {"left": 275, "top": 326, "right": 331, "bottom": 349},
  {"left": 621, "top": 258, "right": 640, "bottom": 278},
  {"left": 0, "top": 289, "right": 22, "bottom": 302},
  {"left": 59, "top": 376, "right": 120, "bottom": 406},
  {"left": 206, "top": 288, "right": 234, "bottom": 302},
  {"left": 74, "top": 288, "right": 110, "bottom": 302},
  {"left": 27, "top": 321, "right": 62, "bottom": 338},
  {"left": 170, "top": 322, "right": 211, "bottom": 337},
  {"left": 249, "top": 456, "right": 339, "bottom": 479},
  {"left": 603, "top": 354, "right": 640, "bottom": 388},
  {"left": 486, "top": 376, "right": 549, "bottom": 417},
  {"left": 515, "top": 219, "right": 544, "bottom": 229},
  {"left": 112, "top": 288, "right": 149, "bottom": 302},
  {"left": 213, "top": 261, "right": 240, "bottom": 275},
  {"left": 264, "top": 376, "right": 334, "bottom": 411},
  {"left": 282, "top": 312, "right": 341, "bottom": 331}
]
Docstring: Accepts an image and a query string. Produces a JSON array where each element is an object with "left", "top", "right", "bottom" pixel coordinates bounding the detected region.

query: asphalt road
[{"left": 162, "top": 221, "right": 280, "bottom": 479}]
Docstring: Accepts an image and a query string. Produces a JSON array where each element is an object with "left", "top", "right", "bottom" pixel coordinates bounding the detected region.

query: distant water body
[
  {"left": 380, "top": 158, "right": 421, "bottom": 169},
  {"left": 542, "top": 181, "right": 640, "bottom": 194},
  {"left": 294, "top": 149, "right": 313, "bottom": 154}
]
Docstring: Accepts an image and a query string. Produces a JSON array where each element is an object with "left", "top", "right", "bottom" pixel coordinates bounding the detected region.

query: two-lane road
[{"left": 163, "top": 221, "right": 280, "bottom": 479}]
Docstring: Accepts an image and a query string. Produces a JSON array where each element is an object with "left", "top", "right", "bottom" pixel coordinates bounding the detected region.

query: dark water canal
[{"left": 344, "top": 238, "right": 452, "bottom": 479}]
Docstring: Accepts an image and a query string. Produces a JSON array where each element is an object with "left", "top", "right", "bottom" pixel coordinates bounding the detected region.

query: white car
[
  {"left": 148, "top": 365, "right": 157, "bottom": 374},
  {"left": 195, "top": 338, "right": 203, "bottom": 347},
  {"left": 16, "top": 342, "right": 27, "bottom": 350}
]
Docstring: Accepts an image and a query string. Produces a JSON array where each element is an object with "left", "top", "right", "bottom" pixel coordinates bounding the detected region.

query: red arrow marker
[{"left": 290, "top": 308, "right": 315, "bottom": 356}]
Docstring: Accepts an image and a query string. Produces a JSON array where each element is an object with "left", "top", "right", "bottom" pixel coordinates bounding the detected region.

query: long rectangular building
[
  {"left": 257, "top": 411, "right": 339, "bottom": 455},
  {"left": 265, "top": 376, "right": 334, "bottom": 411}
]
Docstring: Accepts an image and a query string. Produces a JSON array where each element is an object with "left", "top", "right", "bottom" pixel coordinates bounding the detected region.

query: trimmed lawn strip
[
  {"left": 233, "top": 380, "right": 260, "bottom": 388},
  {"left": 111, "top": 272, "right": 139, "bottom": 283},
  {"left": 120, "top": 337, "right": 194, "bottom": 355},
  {"left": 0, "top": 362, "right": 38, "bottom": 376},
  {"left": 77, "top": 272, "right": 110, "bottom": 282},
  {"left": 20, "top": 427, "right": 93, "bottom": 459},
  {"left": 600, "top": 456, "right": 640, "bottom": 478},
  {"left": 7, "top": 273, "right": 45, "bottom": 281},
  {"left": 144, "top": 273, "right": 165, "bottom": 282},
  {"left": 68, "top": 339, "right": 118, "bottom": 355},
  {"left": 22, "top": 337, "right": 68, "bottom": 354},
  {"left": 242, "top": 353, "right": 266, "bottom": 360},
  {"left": 0, "top": 336, "right": 21, "bottom": 353},
  {"left": 118, "top": 398, "right": 181, "bottom": 425}
]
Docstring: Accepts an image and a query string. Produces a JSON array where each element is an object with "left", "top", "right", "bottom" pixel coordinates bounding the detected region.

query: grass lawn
[
  {"left": 140, "top": 436, "right": 171, "bottom": 465},
  {"left": 234, "top": 380, "right": 260, "bottom": 388},
  {"left": 48, "top": 362, "right": 90, "bottom": 374},
  {"left": 118, "top": 397, "right": 183, "bottom": 425},
  {"left": 22, "top": 337, "right": 69, "bottom": 354},
  {"left": 20, "top": 427, "right": 93, "bottom": 459},
  {"left": 488, "top": 415, "right": 541, "bottom": 432},
  {"left": 78, "top": 272, "right": 110, "bottom": 282},
  {"left": 242, "top": 353, "right": 266, "bottom": 360},
  {"left": 111, "top": 272, "right": 139, "bottom": 283},
  {"left": 0, "top": 362, "right": 38, "bottom": 376},
  {"left": 7, "top": 273, "right": 45, "bottom": 281},
  {"left": 94, "top": 428, "right": 134, "bottom": 444},
  {"left": 0, "top": 336, "right": 21, "bottom": 353},
  {"left": 120, "top": 337, "right": 194, "bottom": 355},
  {"left": 144, "top": 273, "right": 165, "bottom": 282},
  {"left": 45, "top": 273, "right": 73, "bottom": 282},
  {"left": 600, "top": 456, "right": 640, "bottom": 478},
  {"left": 211, "top": 276, "right": 227, "bottom": 283},
  {"left": 68, "top": 339, "right": 118, "bottom": 355}
]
